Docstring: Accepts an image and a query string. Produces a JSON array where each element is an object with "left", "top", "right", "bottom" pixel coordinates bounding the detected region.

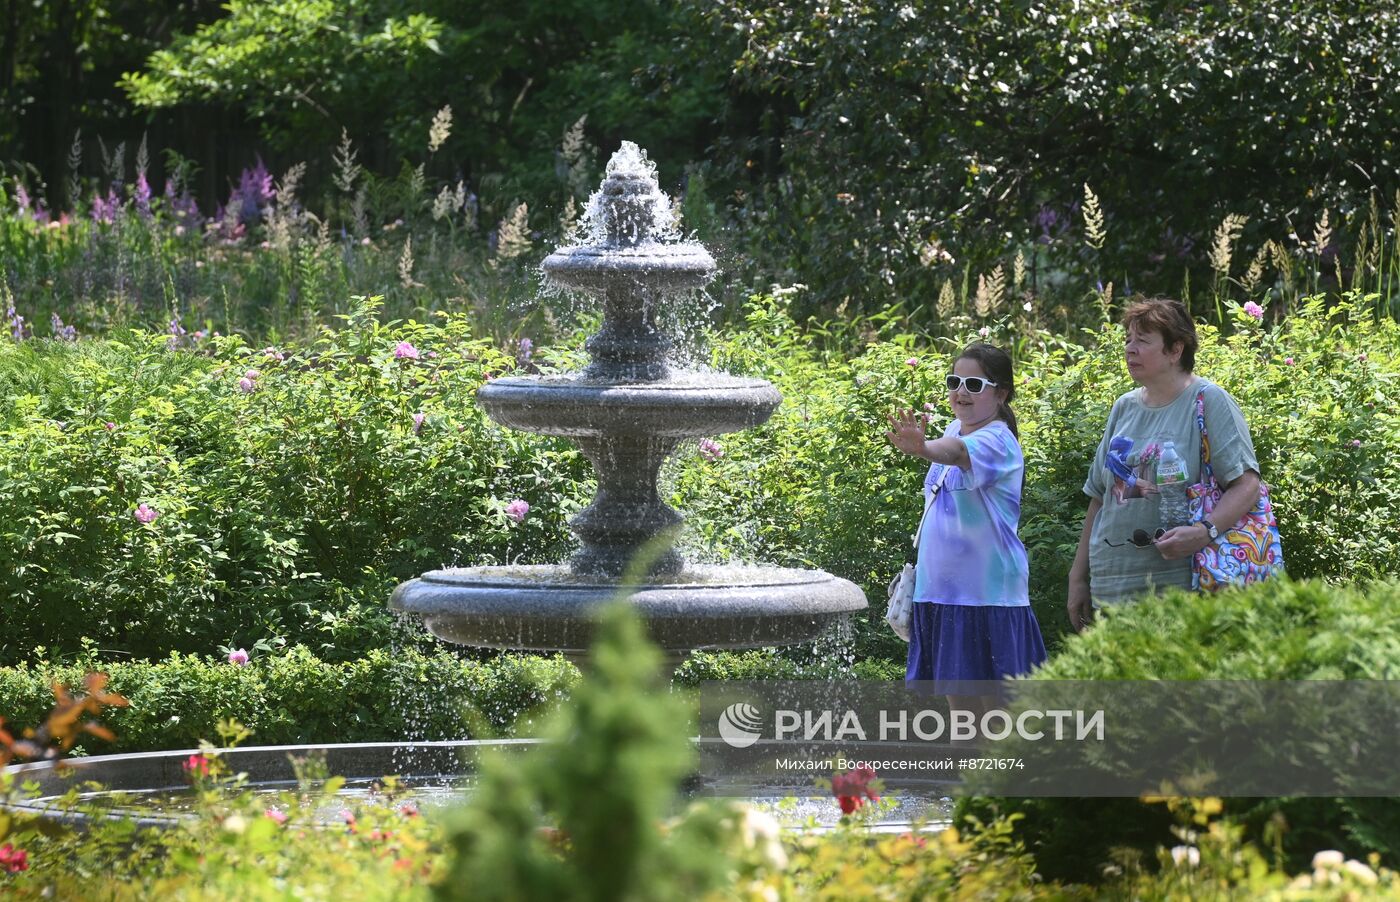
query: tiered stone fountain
[{"left": 390, "top": 143, "right": 866, "bottom": 664}]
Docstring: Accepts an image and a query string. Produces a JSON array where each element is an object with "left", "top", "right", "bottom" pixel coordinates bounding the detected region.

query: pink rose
[
  {"left": 135, "top": 503, "right": 158, "bottom": 524},
  {"left": 237, "top": 377, "right": 256, "bottom": 393},
  {"left": 394, "top": 341, "right": 420, "bottom": 360},
  {"left": 905, "top": 357, "right": 919, "bottom": 367},
  {"left": 1243, "top": 301, "right": 1264, "bottom": 320},
  {"left": 505, "top": 499, "right": 530, "bottom": 523},
  {"left": 227, "top": 648, "right": 249, "bottom": 666},
  {"left": 183, "top": 753, "right": 211, "bottom": 778},
  {"left": 265, "top": 808, "right": 288, "bottom": 825},
  {"left": 0, "top": 843, "right": 29, "bottom": 873}
]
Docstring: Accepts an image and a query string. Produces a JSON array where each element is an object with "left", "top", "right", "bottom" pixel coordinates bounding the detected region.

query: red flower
[
  {"left": 182, "top": 753, "right": 211, "bottom": 778},
  {"left": 832, "top": 765, "right": 882, "bottom": 815},
  {"left": 0, "top": 843, "right": 28, "bottom": 873}
]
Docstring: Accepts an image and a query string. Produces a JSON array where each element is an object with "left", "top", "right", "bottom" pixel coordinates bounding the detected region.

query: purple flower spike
[
  {"left": 7, "top": 305, "right": 28, "bottom": 342},
  {"left": 49, "top": 313, "right": 77, "bottom": 341},
  {"left": 135, "top": 172, "right": 153, "bottom": 216},
  {"left": 412, "top": 412, "right": 426, "bottom": 435},
  {"left": 229, "top": 157, "right": 276, "bottom": 225}
]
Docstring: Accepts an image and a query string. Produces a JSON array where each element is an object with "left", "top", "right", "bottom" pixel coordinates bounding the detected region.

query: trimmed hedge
[
  {"left": 960, "top": 577, "right": 1400, "bottom": 881},
  {"left": 0, "top": 646, "right": 577, "bottom": 753}
]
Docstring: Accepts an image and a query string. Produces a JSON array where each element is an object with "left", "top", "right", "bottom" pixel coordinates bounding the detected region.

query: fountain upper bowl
[{"left": 542, "top": 243, "right": 715, "bottom": 292}]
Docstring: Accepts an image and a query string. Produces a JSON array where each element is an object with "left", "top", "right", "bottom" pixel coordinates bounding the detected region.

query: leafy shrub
[
  {"left": 679, "top": 291, "right": 1400, "bottom": 660},
  {"left": 0, "top": 299, "right": 590, "bottom": 664},
  {"left": 3, "top": 291, "right": 1398, "bottom": 666},
  {"left": 959, "top": 577, "right": 1400, "bottom": 882},
  {"left": 0, "top": 645, "right": 577, "bottom": 753}
]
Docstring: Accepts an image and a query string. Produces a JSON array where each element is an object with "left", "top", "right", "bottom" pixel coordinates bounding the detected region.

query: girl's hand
[{"left": 885, "top": 408, "right": 929, "bottom": 458}]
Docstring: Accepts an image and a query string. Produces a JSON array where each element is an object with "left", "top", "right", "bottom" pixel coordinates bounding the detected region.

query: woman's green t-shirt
[{"left": 1082, "top": 377, "right": 1259, "bottom": 604}]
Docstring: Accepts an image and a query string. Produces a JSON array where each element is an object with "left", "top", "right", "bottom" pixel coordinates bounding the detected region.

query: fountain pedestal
[{"left": 391, "top": 142, "right": 865, "bottom": 661}]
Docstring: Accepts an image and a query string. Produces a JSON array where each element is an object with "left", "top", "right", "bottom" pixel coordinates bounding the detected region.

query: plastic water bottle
[{"left": 1156, "top": 440, "right": 1190, "bottom": 529}]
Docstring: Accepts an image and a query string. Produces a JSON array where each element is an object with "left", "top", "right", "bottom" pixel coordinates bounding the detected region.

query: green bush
[
  {"left": 678, "top": 291, "right": 1400, "bottom": 660},
  {"left": 0, "top": 299, "right": 590, "bottom": 664},
  {"left": 0, "top": 645, "right": 577, "bottom": 753},
  {"left": 0, "top": 188, "right": 550, "bottom": 349},
  {"left": 959, "top": 577, "right": 1400, "bottom": 882},
  {"left": 3, "top": 291, "right": 1398, "bottom": 666}
]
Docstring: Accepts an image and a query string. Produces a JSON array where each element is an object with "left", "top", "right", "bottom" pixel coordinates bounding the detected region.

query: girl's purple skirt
[{"left": 906, "top": 602, "right": 1048, "bottom": 693}]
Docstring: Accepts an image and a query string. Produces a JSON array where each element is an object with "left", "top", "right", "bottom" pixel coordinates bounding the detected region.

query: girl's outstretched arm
[{"left": 884, "top": 408, "right": 972, "bottom": 470}]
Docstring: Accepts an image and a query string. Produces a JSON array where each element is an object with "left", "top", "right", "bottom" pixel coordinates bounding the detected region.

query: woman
[
  {"left": 1067, "top": 297, "right": 1262, "bottom": 630},
  {"left": 887, "top": 343, "right": 1046, "bottom": 712}
]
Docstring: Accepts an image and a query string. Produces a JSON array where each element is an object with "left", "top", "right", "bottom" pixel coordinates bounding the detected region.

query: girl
[{"left": 885, "top": 343, "right": 1046, "bottom": 714}]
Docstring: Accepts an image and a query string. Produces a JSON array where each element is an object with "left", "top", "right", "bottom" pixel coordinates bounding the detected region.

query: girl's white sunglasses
[{"left": 945, "top": 374, "right": 999, "bottom": 394}]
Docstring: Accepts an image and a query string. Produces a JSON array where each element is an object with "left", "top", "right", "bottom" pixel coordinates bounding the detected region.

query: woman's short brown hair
[{"left": 1122, "top": 296, "right": 1198, "bottom": 372}]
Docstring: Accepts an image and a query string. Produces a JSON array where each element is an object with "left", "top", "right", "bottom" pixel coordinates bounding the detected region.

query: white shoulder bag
[{"left": 885, "top": 465, "right": 950, "bottom": 641}]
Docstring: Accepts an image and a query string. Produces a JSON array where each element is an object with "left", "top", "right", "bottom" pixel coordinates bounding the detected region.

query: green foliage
[
  {"left": 1, "top": 747, "right": 443, "bottom": 899},
  {"left": 117, "top": 0, "right": 730, "bottom": 210},
  {"left": 432, "top": 601, "right": 752, "bottom": 902},
  {"left": 711, "top": 0, "right": 1400, "bottom": 316},
  {"left": 960, "top": 577, "right": 1400, "bottom": 882},
  {"left": 4, "top": 290, "right": 1399, "bottom": 667},
  {"left": 0, "top": 646, "right": 576, "bottom": 752},
  {"left": 5, "top": 604, "right": 1400, "bottom": 898},
  {"left": 119, "top": 1, "right": 444, "bottom": 143},
  {"left": 0, "top": 303, "right": 589, "bottom": 663}
]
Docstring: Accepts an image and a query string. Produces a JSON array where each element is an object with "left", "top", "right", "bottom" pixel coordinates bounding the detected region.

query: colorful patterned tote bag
[{"left": 1186, "top": 389, "right": 1284, "bottom": 591}]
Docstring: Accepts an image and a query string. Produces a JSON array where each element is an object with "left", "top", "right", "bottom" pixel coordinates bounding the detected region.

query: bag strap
[
  {"left": 906, "top": 464, "right": 952, "bottom": 563},
  {"left": 1193, "top": 388, "right": 1216, "bottom": 485}
]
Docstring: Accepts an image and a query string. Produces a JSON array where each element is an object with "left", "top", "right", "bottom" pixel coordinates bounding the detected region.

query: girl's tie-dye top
[{"left": 913, "top": 418, "right": 1030, "bottom": 606}]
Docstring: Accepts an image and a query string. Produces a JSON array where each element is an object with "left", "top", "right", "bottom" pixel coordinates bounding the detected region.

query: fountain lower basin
[
  {"left": 3, "top": 742, "right": 953, "bottom": 834},
  {"left": 391, "top": 565, "right": 866, "bottom": 661}
]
